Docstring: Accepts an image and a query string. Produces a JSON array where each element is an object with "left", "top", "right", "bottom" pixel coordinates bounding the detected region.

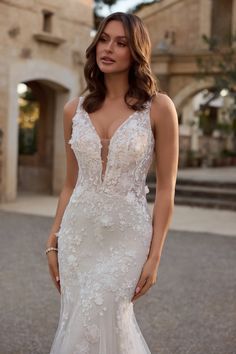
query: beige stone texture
[
  {"left": 136, "top": 0, "right": 236, "bottom": 173},
  {"left": 0, "top": 0, "right": 93, "bottom": 202},
  {"left": 136, "top": 0, "right": 236, "bottom": 103}
]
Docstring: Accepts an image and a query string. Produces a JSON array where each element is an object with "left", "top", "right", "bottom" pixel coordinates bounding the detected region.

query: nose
[{"left": 105, "top": 40, "right": 114, "bottom": 52}]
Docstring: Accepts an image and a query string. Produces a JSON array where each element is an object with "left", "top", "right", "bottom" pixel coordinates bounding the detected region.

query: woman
[{"left": 46, "top": 12, "right": 179, "bottom": 354}]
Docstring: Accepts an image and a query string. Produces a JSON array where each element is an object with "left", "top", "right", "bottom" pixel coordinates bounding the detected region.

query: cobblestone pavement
[{"left": 0, "top": 210, "right": 236, "bottom": 354}]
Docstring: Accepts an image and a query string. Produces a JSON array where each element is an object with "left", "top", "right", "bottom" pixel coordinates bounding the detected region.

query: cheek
[
  {"left": 95, "top": 44, "right": 100, "bottom": 57},
  {"left": 120, "top": 49, "right": 132, "bottom": 66}
]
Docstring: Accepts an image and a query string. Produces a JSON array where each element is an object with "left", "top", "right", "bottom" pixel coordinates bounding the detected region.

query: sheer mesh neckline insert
[{"left": 100, "top": 138, "right": 111, "bottom": 181}]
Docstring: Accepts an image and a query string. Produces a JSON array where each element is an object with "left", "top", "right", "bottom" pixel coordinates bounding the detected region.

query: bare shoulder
[
  {"left": 64, "top": 97, "right": 80, "bottom": 121},
  {"left": 150, "top": 92, "right": 177, "bottom": 125}
]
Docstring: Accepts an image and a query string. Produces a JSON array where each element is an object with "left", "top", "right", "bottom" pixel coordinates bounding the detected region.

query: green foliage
[
  {"left": 196, "top": 34, "right": 236, "bottom": 138},
  {"left": 94, "top": 0, "right": 117, "bottom": 6},
  {"left": 94, "top": 0, "right": 159, "bottom": 23},
  {"left": 129, "top": 0, "right": 158, "bottom": 13},
  {"left": 196, "top": 33, "right": 236, "bottom": 93},
  {"left": 198, "top": 108, "right": 215, "bottom": 136},
  {"left": 94, "top": 0, "right": 118, "bottom": 28},
  {"left": 18, "top": 124, "right": 38, "bottom": 155},
  {"left": 220, "top": 149, "right": 236, "bottom": 157},
  {"left": 94, "top": 0, "right": 118, "bottom": 14},
  {"left": 18, "top": 88, "right": 39, "bottom": 155},
  {"left": 216, "top": 122, "right": 233, "bottom": 134}
]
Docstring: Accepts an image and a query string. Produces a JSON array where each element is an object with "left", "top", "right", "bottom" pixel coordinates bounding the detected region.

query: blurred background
[
  {"left": 0, "top": 0, "right": 236, "bottom": 209},
  {"left": 0, "top": 1, "right": 235, "bottom": 354}
]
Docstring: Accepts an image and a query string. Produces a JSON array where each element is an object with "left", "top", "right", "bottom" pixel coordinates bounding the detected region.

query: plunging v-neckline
[
  {"left": 80, "top": 97, "right": 149, "bottom": 186},
  {"left": 82, "top": 106, "right": 138, "bottom": 185},
  {"left": 84, "top": 109, "right": 137, "bottom": 145}
]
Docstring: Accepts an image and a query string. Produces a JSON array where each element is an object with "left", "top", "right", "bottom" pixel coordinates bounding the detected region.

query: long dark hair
[{"left": 82, "top": 12, "right": 159, "bottom": 112}]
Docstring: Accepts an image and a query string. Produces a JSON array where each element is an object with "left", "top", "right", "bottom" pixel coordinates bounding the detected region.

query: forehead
[{"left": 102, "top": 20, "right": 127, "bottom": 38}]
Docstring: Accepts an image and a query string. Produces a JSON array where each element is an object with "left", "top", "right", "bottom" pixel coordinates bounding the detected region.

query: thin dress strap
[
  {"left": 75, "top": 96, "right": 84, "bottom": 113},
  {"left": 146, "top": 97, "right": 153, "bottom": 110},
  {"left": 141, "top": 98, "right": 152, "bottom": 114}
]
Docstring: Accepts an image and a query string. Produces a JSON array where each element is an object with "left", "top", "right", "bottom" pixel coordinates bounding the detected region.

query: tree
[
  {"left": 94, "top": 0, "right": 159, "bottom": 29},
  {"left": 196, "top": 34, "right": 236, "bottom": 140},
  {"left": 94, "top": 0, "right": 118, "bottom": 29},
  {"left": 128, "top": 0, "right": 158, "bottom": 13},
  {"left": 94, "top": 0, "right": 118, "bottom": 15}
]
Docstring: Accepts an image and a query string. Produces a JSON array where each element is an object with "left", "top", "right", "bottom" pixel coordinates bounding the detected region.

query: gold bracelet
[{"left": 45, "top": 247, "right": 58, "bottom": 255}]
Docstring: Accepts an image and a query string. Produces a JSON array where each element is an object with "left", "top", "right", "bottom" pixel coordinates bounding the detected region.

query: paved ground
[
  {"left": 0, "top": 210, "right": 236, "bottom": 354},
  {"left": 1, "top": 167, "right": 235, "bottom": 353},
  {"left": 177, "top": 166, "right": 236, "bottom": 184},
  {"left": 1, "top": 193, "right": 236, "bottom": 237},
  {"left": 1, "top": 167, "right": 236, "bottom": 237}
]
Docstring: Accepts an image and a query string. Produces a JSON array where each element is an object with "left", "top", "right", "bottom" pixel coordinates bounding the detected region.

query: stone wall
[
  {"left": 136, "top": 0, "right": 212, "bottom": 53},
  {"left": 137, "top": 0, "right": 236, "bottom": 169},
  {"left": 0, "top": 0, "right": 93, "bottom": 201}
]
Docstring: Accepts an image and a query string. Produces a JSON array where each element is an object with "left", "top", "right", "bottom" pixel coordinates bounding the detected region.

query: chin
[
  {"left": 98, "top": 65, "right": 129, "bottom": 75},
  {"left": 98, "top": 66, "right": 118, "bottom": 74}
]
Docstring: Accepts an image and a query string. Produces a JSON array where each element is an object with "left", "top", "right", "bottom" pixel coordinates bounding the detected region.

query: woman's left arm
[{"left": 131, "top": 93, "right": 179, "bottom": 302}]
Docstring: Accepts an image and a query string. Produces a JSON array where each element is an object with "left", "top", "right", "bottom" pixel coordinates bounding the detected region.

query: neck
[{"left": 104, "top": 72, "right": 129, "bottom": 99}]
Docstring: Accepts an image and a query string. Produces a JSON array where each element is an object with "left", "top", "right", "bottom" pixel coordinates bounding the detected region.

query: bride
[{"left": 46, "top": 11, "right": 179, "bottom": 354}]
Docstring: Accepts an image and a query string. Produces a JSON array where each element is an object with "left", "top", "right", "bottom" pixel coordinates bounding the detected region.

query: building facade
[
  {"left": 0, "top": 0, "right": 93, "bottom": 202},
  {"left": 136, "top": 0, "right": 236, "bottom": 168}
]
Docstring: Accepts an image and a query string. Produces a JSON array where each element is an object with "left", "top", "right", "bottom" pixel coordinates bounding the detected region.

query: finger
[
  {"left": 55, "top": 273, "right": 60, "bottom": 283},
  {"left": 134, "top": 276, "right": 147, "bottom": 296},
  {"left": 55, "top": 281, "right": 61, "bottom": 294},
  {"left": 47, "top": 254, "right": 60, "bottom": 278},
  {"left": 51, "top": 272, "right": 61, "bottom": 293},
  {"left": 132, "top": 286, "right": 149, "bottom": 302},
  {"left": 131, "top": 278, "right": 147, "bottom": 302},
  {"left": 48, "top": 262, "right": 60, "bottom": 292},
  {"left": 132, "top": 279, "right": 152, "bottom": 302},
  {"left": 48, "top": 262, "right": 59, "bottom": 281},
  {"left": 137, "top": 279, "right": 152, "bottom": 297}
]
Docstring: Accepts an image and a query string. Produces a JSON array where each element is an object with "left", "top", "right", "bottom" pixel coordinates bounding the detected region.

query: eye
[
  {"left": 99, "top": 37, "right": 107, "bottom": 42},
  {"left": 117, "top": 42, "right": 127, "bottom": 47}
]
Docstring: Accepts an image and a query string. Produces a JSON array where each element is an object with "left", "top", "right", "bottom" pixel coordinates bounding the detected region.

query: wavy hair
[{"left": 82, "top": 12, "right": 159, "bottom": 112}]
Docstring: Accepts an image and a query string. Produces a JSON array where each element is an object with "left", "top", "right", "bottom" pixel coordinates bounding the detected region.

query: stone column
[
  {"left": 199, "top": 0, "right": 212, "bottom": 48},
  {"left": 232, "top": 0, "right": 236, "bottom": 46}
]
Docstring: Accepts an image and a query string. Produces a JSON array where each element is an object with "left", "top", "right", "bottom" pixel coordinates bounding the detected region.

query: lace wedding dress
[{"left": 49, "top": 96, "right": 155, "bottom": 354}]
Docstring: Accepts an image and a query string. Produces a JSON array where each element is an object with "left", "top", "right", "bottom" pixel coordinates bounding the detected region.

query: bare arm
[
  {"left": 46, "top": 97, "right": 80, "bottom": 248},
  {"left": 131, "top": 93, "right": 179, "bottom": 302},
  {"left": 148, "top": 93, "right": 179, "bottom": 264}
]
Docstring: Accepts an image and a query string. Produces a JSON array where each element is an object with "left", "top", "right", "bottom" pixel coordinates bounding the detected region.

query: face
[{"left": 96, "top": 20, "right": 132, "bottom": 75}]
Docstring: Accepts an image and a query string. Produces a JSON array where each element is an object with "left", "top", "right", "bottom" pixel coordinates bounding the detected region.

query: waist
[
  {"left": 71, "top": 183, "right": 149, "bottom": 201},
  {"left": 68, "top": 185, "right": 152, "bottom": 224}
]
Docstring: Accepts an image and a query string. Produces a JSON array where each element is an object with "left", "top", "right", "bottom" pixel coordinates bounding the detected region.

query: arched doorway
[
  {"left": 17, "top": 81, "right": 56, "bottom": 194},
  {"left": 173, "top": 79, "right": 235, "bottom": 167},
  {"left": 5, "top": 59, "right": 79, "bottom": 202}
]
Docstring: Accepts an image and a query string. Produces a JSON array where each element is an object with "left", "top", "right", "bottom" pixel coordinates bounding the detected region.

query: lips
[{"left": 101, "top": 56, "right": 115, "bottom": 63}]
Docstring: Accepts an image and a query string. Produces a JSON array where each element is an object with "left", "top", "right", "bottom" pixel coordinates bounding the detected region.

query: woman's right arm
[
  {"left": 46, "top": 97, "right": 80, "bottom": 249},
  {"left": 45, "top": 97, "right": 79, "bottom": 293}
]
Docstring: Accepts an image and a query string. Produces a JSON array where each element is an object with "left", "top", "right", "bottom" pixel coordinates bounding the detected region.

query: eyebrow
[{"left": 101, "top": 31, "right": 127, "bottom": 40}]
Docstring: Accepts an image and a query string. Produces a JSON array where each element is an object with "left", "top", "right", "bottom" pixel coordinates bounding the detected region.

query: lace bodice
[{"left": 68, "top": 96, "right": 155, "bottom": 201}]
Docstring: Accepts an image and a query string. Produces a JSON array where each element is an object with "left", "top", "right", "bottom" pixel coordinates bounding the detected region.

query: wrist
[
  {"left": 45, "top": 246, "right": 58, "bottom": 256},
  {"left": 46, "top": 233, "right": 58, "bottom": 248},
  {"left": 148, "top": 253, "right": 161, "bottom": 265},
  {"left": 46, "top": 242, "right": 57, "bottom": 249}
]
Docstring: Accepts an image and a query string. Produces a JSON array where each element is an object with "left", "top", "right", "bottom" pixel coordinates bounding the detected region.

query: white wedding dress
[{"left": 49, "top": 96, "right": 155, "bottom": 354}]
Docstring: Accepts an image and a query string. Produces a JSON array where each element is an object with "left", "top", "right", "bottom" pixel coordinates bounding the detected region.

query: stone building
[
  {"left": 0, "top": 0, "right": 93, "bottom": 202},
  {"left": 136, "top": 0, "right": 236, "bottom": 168}
]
